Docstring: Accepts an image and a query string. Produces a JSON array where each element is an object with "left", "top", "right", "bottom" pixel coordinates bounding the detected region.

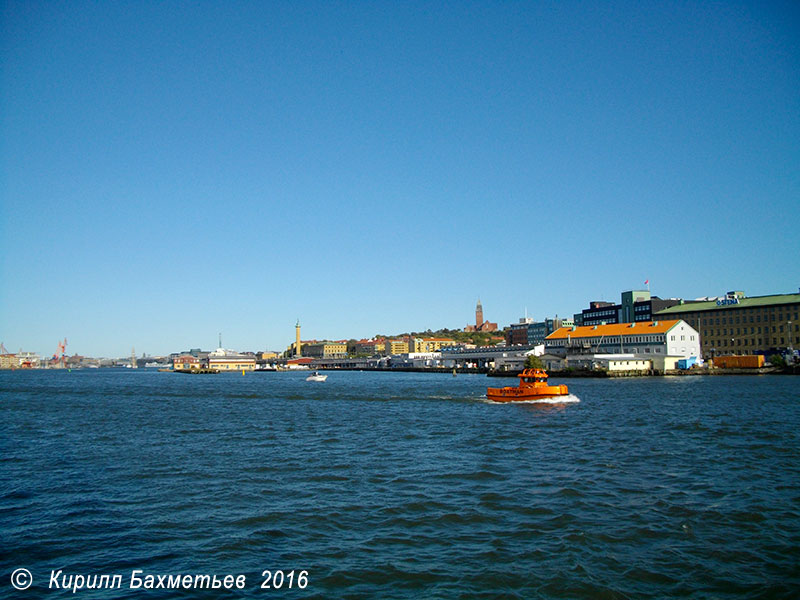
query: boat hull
[{"left": 486, "top": 384, "right": 569, "bottom": 402}]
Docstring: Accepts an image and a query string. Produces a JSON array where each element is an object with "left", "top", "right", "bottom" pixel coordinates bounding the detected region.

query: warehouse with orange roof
[{"left": 544, "top": 319, "right": 700, "bottom": 372}]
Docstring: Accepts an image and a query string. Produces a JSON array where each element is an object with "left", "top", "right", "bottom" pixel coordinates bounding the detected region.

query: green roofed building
[{"left": 654, "top": 291, "right": 800, "bottom": 359}]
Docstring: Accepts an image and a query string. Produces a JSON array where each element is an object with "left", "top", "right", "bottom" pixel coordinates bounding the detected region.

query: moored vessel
[{"left": 487, "top": 368, "right": 568, "bottom": 402}]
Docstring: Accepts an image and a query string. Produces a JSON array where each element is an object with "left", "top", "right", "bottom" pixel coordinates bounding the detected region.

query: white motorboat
[{"left": 306, "top": 371, "right": 328, "bottom": 382}]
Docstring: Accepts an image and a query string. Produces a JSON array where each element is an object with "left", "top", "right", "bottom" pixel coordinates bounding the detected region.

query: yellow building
[
  {"left": 261, "top": 351, "right": 278, "bottom": 360},
  {"left": 301, "top": 341, "right": 347, "bottom": 358},
  {"left": 411, "top": 337, "right": 456, "bottom": 353},
  {"left": 385, "top": 340, "right": 409, "bottom": 355},
  {"left": 208, "top": 355, "right": 256, "bottom": 371},
  {"left": 173, "top": 355, "right": 200, "bottom": 370},
  {"left": 0, "top": 354, "right": 18, "bottom": 369},
  {"left": 207, "top": 348, "right": 256, "bottom": 371}
]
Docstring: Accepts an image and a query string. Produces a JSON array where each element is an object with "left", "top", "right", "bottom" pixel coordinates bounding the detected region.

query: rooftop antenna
[{"left": 219, "top": 332, "right": 222, "bottom": 349}]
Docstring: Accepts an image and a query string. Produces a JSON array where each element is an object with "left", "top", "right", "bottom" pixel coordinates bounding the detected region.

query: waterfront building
[
  {"left": 465, "top": 299, "right": 498, "bottom": 332},
  {"left": 173, "top": 355, "right": 201, "bottom": 370},
  {"left": 169, "top": 348, "right": 209, "bottom": 362},
  {"left": 0, "top": 353, "right": 18, "bottom": 369},
  {"left": 285, "top": 357, "right": 315, "bottom": 369},
  {"left": 565, "top": 354, "right": 656, "bottom": 372},
  {"left": 654, "top": 291, "right": 800, "bottom": 358},
  {"left": 389, "top": 352, "right": 444, "bottom": 369},
  {"left": 545, "top": 320, "right": 700, "bottom": 370},
  {"left": 574, "top": 291, "right": 683, "bottom": 326},
  {"left": 439, "top": 344, "right": 535, "bottom": 371},
  {"left": 300, "top": 341, "right": 348, "bottom": 359},
  {"left": 207, "top": 347, "right": 256, "bottom": 371}
]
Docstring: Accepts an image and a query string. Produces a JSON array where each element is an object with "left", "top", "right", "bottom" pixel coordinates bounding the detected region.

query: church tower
[{"left": 475, "top": 299, "right": 483, "bottom": 330}]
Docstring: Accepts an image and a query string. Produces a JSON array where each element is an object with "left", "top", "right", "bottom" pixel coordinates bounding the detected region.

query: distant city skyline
[
  {"left": 2, "top": 2, "right": 798, "bottom": 357},
  {"left": 4, "top": 285, "right": 799, "bottom": 359}
]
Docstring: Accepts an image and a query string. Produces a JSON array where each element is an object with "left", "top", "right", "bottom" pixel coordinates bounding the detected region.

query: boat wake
[{"left": 482, "top": 393, "right": 581, "bottom": 405}]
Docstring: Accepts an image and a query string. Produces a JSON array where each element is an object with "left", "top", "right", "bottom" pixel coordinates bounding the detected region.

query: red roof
[{"left": 287, "top": 358, "right": 314, "bottom": 365}]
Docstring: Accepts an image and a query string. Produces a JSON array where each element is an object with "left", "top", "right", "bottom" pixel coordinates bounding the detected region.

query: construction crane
[
  {"left": 0, "top": 342, "right": 8, "bottom": 355},
  {"left": 52, "top": 338, "right": 67, "bottom": 368}
]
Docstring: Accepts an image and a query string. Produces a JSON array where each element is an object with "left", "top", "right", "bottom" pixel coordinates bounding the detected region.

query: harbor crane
[{"left": 52, "top": 338, "right": 67, "bottom": 367}]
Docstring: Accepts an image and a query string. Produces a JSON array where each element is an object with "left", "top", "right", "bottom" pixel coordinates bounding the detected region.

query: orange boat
[{"left": 487, "top": 368, "right": 568, "bottom": 402}]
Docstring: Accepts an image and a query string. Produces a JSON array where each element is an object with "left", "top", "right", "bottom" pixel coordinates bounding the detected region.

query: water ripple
[{"left": 1, "top": 370, "right": 799, "bottom": 598}]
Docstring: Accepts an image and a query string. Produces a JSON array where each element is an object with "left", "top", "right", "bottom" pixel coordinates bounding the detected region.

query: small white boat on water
[{"left": 306, "top": 371, "right": 327, "bottom": 382}]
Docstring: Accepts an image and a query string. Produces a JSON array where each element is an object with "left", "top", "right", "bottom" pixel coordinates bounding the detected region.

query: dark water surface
[{"left": 1, "top": 370, "right": 799, "bottom": 598}]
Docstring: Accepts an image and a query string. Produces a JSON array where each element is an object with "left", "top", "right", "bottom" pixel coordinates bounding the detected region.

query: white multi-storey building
[{"left": 545, "top": 319, "right": 700, "bottom": 371}]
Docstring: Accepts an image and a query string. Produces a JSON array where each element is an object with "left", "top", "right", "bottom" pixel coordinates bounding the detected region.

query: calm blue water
[{"left": 1, "top": 370, "right": 799, "bottom": 598}]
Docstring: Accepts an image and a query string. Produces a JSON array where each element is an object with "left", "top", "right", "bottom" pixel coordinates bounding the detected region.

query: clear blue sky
[{"left": 2, "top": 1, "right": 798, "bottom": 357}]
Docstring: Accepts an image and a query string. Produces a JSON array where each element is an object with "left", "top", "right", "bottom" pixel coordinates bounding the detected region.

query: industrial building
[
  {"left": 654, "top": 291, "right": 800, "bottom": 358},
  {"left": 545, "top": 319, "right": 701, "bottom": 372}
]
